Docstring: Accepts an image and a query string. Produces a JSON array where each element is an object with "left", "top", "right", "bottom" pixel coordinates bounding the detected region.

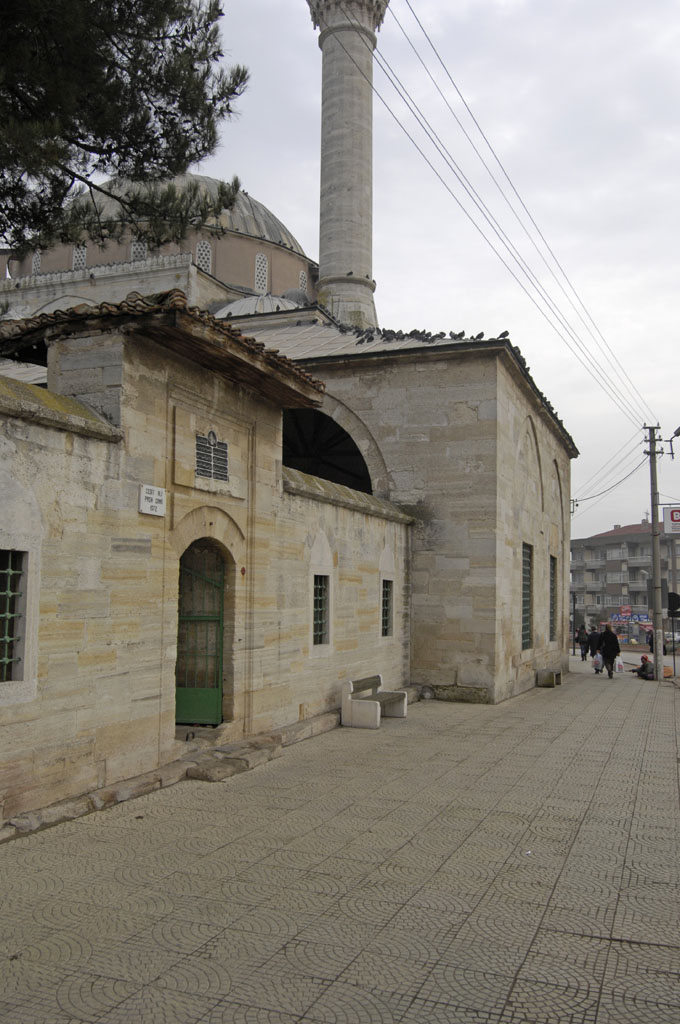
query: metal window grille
[
  {"left": 522, "top": 543, "right": 533, "bottom": 650},
  {"left": 0, "top": 550, "right": 24, "bottom": 682},
  {"left": 255, "top": 252, "right": 268, "bottom": 293},
  {"left": 381, "top": 579, "right": 393, "bottom": 637},
  {"left": 31, "top": 250, "right": 41, "bottom": 274},
  {"left": 73, "top": 244, "right": 87, "bottom": 271},
  {"left": 549, "top": 555, "right": 557, "bottom": 641},
  {"left": 195, "top": 431, "right": 229, "bottom": 481},
  {"left": 299, "top": 270, "right": 308, "bottom": 293},
  {"left": 130, "top": 238, "right": 148, "bottom": 261},
  {"left": 196, "top": 240, "right": 212, "bottom": 274},
  {"left": 313, "top": 574, "right": 329, "bottom": 645}
]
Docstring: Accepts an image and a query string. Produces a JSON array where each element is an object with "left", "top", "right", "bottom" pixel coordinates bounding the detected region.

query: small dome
[
  {"left": 216, "top": 293, "right": 300, "bottom": 318},
  {"left": 76, "top": 173, "right": 307, "bottom": 256},
  {"left": 282, "top": 288, "right": 311, "bottom": 306}
]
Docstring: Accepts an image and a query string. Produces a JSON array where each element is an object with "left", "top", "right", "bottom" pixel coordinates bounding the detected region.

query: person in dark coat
[
  {"left": 647, "top": 631, "right": 667, "bottom": 655},
  {"left": 587, "top": 627, "right": 600, "bottom": 658},
  {"left": 577, "top": 624, "right": 588, "bottom": 661},
  {"left": 598, "top": 624, "right": 621, "bottom": 679}
]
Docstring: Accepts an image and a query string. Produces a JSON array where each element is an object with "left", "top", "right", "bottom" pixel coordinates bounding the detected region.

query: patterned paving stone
[
  {"left": 301, "top": 981, "right": 411, "bottom": 1023},
  {"left": 598, "top": 975, "right": 680, "bottom": 1023},
  {"left": 96, "top": 985, "right": 218, "bottom": 1023},
  {"left": 418, "top": 964, "right": 514, "bottom": 1013},
  {"left": 55, "top": 972, "right": 141, "bottom": 1021},
  {"left": 401, "top": 999, "right": 506, "bottom": 1024},
  {"left": 207, "top": 1004, "right": 304, "bottom": 1024},
  {"left": 228, "top": 966, "right": 330, "bottom": 1017},
  {"left": 505, "top": 974, "right": 599, "bottom": 1022}
]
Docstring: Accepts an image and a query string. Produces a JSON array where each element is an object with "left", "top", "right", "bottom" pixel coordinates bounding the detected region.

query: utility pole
[{"left": 644, "top": 425, "right": 664, "bottom": 681}]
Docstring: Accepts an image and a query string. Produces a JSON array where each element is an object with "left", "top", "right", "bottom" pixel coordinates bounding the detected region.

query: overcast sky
[{"left": 200, "top": 0, "right": 680, "bottom": 538}]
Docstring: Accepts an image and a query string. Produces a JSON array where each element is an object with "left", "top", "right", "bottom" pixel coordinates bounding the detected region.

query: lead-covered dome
[{"left": 81, "top": 173, "right": 307, "bottom": 256}]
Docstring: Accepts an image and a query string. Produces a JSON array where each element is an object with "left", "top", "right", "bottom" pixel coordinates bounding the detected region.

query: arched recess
[
  {"left": 283, "top": 393, "right": 390, "bottom": 498},
  {"left": 169, "top": 507, "right": 245, "bottom": 726},
  {"left": 551, "top": 460, "right": 566, "bottom": 539},
  {"left": 515, "top": 415, "right": 545, "bottom": 518}
]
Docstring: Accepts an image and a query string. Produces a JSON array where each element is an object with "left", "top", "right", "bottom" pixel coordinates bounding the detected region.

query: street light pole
[{"left": 645, "top": 425, "right": 664, "bottom": 681}]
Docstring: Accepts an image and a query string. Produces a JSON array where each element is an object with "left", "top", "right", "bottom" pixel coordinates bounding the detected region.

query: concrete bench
[{"left": 341, "top": 674, "right": 407, "bottom": 729}]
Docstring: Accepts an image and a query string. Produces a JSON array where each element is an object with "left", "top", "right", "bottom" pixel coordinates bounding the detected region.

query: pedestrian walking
[
  {"left": 598, "top": 624, "right": 621, "bottom": 679},
  {"left": 576, "top": 624, "right": 588, "bottom": 661}
]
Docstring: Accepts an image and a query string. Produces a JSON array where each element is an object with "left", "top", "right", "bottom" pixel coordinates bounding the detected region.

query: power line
[
  {"left": 575, "top": 457, "right": 648, "bottom": 504},
  {"left": 332, "top": 3, "right": 643, "bottom": 429},
  {"left": 394, "top": 0, "right": 660, "bottom": 426}
]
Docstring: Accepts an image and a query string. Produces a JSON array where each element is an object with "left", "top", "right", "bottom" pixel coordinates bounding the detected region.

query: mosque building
[{"left": 0, "top": 0, "right": 577, "bottom": 823}]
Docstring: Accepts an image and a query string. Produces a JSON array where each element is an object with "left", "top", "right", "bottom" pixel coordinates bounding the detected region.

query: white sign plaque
[
  {"left": 663, "top": 507, "right": 680, "bottom": 534},
  {"left": 139, "top": 485, "right": 166, "bottom": 517}
]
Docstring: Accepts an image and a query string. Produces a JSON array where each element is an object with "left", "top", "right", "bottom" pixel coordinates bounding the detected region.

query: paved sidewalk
[{"left": 1, "top": 662, "right": 679, "bottom": 1023}]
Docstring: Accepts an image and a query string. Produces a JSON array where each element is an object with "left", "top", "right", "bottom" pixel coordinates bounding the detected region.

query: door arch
[{"left": 175, "top": 539, "right": 230, "bottom": 725}]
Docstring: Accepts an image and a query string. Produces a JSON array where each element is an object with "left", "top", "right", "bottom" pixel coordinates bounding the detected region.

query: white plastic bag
[
  {"left": 592, "top": 652, "right": 603, "bottom": 671},
  {"left": 614, "top": 655, "right": 624, "bottom": 673}
]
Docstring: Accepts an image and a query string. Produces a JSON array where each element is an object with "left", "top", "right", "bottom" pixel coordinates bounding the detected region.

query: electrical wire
[
  {"left": 332, "top": 2, "right": 643, "bottom": 430},
  {"left": 573, "top": 430, "right": 644, "bottom": 495},
  {"left": 394, "top": 0, "right": 660, "bottom": 427},
  {"left": 575, "top": 457, "right": 648, "bottom": 503}
]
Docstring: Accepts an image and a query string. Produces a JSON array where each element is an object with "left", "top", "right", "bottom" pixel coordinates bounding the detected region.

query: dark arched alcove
[{"left": 283, "top": 409, "right": 372, "bottom": 494}]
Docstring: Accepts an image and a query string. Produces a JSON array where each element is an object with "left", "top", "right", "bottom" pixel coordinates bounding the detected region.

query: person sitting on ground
[
  {"left": 631, "top": 655, "right": 654, "bottom": 679},
  {"left": 598, "top": 624, "right": 621, "bottom": 679}
]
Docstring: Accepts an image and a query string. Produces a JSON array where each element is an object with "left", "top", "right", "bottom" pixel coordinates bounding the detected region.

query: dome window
[
  {"left": 31, "top": 251, "right": 41, "bottom": 275},
  {"left": 299, "top": 270, "right": 308, "bottom": 293},
  {"left": 254, "top": 252, "right": 268, "bottom": 293},
  {"left": 73, "top": 244, "right": 87, "bottom": 271},
  {"left": 130, "top": 239, "right": 148, "bottom": 262},
  {"left": 196, "top": 240, "right": 212, "bottom": 274}
]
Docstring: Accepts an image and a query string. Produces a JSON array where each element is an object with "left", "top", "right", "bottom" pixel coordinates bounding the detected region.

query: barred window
[
  {"left": 196, "top": 240, "right": 212, "bottom": 274},
  {"left": 73, "top": 244, "right": 87, "bottom": 271},
  {"left": 313, "top": 574, "right": 329, "bottom": 646},
  {"left": 1, "top": 551, "right": 25, "bottom": 682},
  {"left": 31, "top": 251, "right": 41, "bottom": 275},
  {"left": 195, "top": 431, "right": 229, "bottom": 482},
  {"left": 130, "top": 238, "right": 148, "bottom": 261},
  {"left": 549, "top": 555, "right": 557, "bottom": 642},
  {"left": 522, "top": 543, "right": 533, "bottom": 650},
  {"left": 381, "top": 579, "right": 393, "bottom": 637},
  {"left": 299, "top": 270, "right": 308, "bottom": 293},
  {"left": 255, "top": 252, "right": 268, "bottom": 293}
]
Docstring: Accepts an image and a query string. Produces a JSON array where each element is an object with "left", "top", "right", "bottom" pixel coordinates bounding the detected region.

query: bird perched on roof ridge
[
  {"left": 474, "top": 332, "right": 484, "bottom": 340},
  {"left": 498, "top": 330, "right": 510, "bottom": 338}
]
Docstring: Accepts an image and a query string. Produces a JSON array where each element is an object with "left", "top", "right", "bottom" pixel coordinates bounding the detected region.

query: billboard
[{"left": 663, "top": 507, "right": 680, "bottom": 533}]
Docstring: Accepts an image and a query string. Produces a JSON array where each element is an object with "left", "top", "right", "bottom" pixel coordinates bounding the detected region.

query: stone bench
[{"left": 341, "top": 674, "right": 407, "bottom": 729}]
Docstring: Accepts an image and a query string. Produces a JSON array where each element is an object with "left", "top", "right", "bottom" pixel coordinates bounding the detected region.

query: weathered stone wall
[
  {"left": 301, "top": 345, "right": 572, "bottom": 702},
  {"left": 0, "top": 332, "right": 409, "bottom": 821}
]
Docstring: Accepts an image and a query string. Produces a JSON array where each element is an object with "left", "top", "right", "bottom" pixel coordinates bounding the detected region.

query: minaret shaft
[{"left": 308, "top": 1, "right": 388, "bottom": 327}]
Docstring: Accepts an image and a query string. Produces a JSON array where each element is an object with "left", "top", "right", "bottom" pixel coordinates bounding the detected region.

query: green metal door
[{"left": 175, "top": 541, "right": 225, "bottom": 725}]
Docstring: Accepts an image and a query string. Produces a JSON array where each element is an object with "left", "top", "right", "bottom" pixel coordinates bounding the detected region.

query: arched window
[
  {"left": 176, "top": 539, "right": 227, "bottom": 725},
  {"left": 299, "top": 270, "right": 308, "bottom": 294},
  {"left": 130, "top": 239, "right": 148, "bottom": 262},
  {"left": 283, "top": 409, "right": 372, "bottom": 494},
  {"left": 196, "top": 240, "right": 212, "bottom": 274},
  {"left": 73, "top": 245, "right": 87, "bottom": 271},
  {"left": 255, "top": 252, "right": 268, "bottom": 293},
  {"left": 31, "top": 251, "right": 41, "bottom": 275}
]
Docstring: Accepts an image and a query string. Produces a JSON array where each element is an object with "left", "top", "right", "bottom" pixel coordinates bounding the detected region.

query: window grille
[
  {"left": 521, "top": 543, "right": 533, "bottom": 650},
  {"left": 549, "top": 556, "right": 557, "bottom": 641},
  {"left": 0, "top": 551, "right": 25, "bottom": 682},
  {"left": 130, "top": 239, "right": 148, "bottom": 261},
  {"left": 31, "top": 251, "right": 41, "bottom": 275},
  {"left": 313, "top": 574, "right": 329, "bottom": 645},
  {"left": 299, "top": 270, "right": 308, "bottom": 293},
  {"left": 196, "top": 240, "right": 212, "bottom": 274},
  {"left": 255, "top": 252, "right": 268, "bottom": 293},
  {"left": 73, "top": 244, "right": 87, "bottom": 271},
  {"left": 381, "top": 579, "right": 393, "bottom": 637},
  {"left": 195, "top": 431, "right": 229, "bottom": 481}
]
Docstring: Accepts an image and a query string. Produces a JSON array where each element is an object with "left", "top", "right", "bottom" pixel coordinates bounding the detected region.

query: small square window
[{"left": 313, "top": 574, "right": 329, "bottom": 645}]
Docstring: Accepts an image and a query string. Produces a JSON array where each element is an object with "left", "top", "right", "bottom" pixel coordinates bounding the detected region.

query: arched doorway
[{"left": 175, "top": 539, "right": 229, "bottom": 725}]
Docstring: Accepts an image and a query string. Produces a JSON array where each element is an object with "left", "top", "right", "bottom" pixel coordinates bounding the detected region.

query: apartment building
[{"left": 571, "top": 520, "right": 679, "bottom": 634}]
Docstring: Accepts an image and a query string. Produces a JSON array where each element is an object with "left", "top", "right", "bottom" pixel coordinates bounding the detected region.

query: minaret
[{"left": 307, "top": 0, "right": 389, "bottom": 328}]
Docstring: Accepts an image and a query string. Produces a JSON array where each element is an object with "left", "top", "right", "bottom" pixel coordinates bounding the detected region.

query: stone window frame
[
  {"left": 31, "top": 250, "right": 41, "bottom": 275},
  {"left": 381, "top": 577, "right": 394, "bottom": 638},
  {"left": 312, "top": 574, "right": 330, "bottom": 646},
  {"left": 309, "top": 532, "right": 334, "bottom": 656},
  {"left": 299, "top": 269, "right": 308, "bottom": 293}
]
